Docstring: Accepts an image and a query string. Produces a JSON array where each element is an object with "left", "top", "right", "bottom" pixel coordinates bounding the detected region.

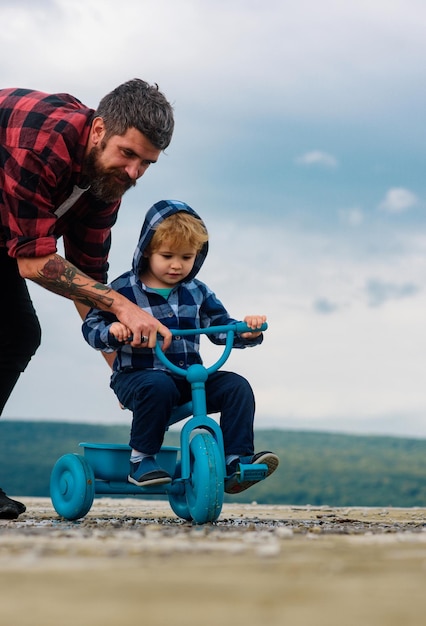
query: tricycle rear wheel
[{"left": 50, "top": 453, "right": 95, "bottom": 520}]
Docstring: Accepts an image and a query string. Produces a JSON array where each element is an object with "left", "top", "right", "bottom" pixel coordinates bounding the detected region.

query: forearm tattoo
[{"left": 34, "top": 255, "right": 114, "bottom": 308}]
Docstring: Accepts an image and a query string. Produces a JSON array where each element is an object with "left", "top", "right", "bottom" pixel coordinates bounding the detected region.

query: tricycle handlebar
[
  {"left": 154, "top": 321, "right": 267, "bottom": 378},
  {"left": 165, "top": 321, "right": 268, "bottom": 338}
]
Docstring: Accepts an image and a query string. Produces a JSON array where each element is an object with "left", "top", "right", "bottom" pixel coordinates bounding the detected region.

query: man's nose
[{"left": 125, "top": 162, "right": 148, "bottom": 180}]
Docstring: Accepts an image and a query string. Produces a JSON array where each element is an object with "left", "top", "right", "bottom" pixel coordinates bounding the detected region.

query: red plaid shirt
[{"left": 0, "top": 88, "right": 120, "bottom": 282}]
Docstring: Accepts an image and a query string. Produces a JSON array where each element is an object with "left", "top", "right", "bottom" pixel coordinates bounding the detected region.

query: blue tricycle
[{"left": 50, "top": 322, "right": 268, "bottom": 524}]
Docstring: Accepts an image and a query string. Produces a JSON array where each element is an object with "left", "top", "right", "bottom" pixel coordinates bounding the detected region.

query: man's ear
[{"left": 90, "top": 116, "right": 106, "bottom": 146}]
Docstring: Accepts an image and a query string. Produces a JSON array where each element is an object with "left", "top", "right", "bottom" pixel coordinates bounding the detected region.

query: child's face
[{"left": 142, "top": 244, "right": 198, "bottom": 288}]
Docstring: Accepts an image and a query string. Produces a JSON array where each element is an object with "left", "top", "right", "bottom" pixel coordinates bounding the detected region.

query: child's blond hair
[{"left": 147, "top": 211, "right": 208, "bottom": 254}]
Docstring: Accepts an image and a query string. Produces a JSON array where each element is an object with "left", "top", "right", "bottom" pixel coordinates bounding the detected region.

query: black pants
[
  {"left": 112, "top": 368, "right": 256, "bottom": 457},
  {"left": 0, "top": 248, "right": 41, "bottom": 415}
]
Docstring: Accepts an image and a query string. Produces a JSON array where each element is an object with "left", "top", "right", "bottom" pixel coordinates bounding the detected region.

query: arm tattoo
[{"left": 33, "top": 255, "right": 114, "bottom": 309}]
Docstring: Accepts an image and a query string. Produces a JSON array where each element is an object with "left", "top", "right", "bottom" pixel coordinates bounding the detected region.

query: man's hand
[{"left": 114, "top": 299, "right": 172, "bottom": 350}]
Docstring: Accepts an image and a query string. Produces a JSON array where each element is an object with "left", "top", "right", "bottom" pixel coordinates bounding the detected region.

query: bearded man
[{"left": 0, "top": 79, "right": 175, "bottom": 518}]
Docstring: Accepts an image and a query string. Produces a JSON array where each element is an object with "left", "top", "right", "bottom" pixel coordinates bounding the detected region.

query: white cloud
[
  {"left": 1, "top": 0, "right": 426, "bottom": 121},
  {"left": 378, "top": 187, "right": 419, "bottom": 214},
  {"left": 295, "top": 151, "right": 338, "bottom": 169}
]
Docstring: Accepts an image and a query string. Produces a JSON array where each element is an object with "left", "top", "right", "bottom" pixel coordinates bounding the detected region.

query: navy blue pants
[
  {"left": 0, "top": 249, "right": 41, "bottom": 415},
  {"left": 111, "top": 369, "right": 255, "bottom": 457}
]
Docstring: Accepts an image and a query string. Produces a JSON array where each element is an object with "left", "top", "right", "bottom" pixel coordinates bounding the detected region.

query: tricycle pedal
[{"left": 238, "top": 462, "right": 268, "bottom": 482}]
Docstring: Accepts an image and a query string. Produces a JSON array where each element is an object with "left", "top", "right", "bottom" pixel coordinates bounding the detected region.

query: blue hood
[{"left": 132, "top": 199, "right": 209, "bottom": 281}]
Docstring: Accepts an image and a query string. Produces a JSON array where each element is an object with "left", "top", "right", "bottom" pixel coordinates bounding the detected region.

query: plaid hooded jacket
[{"left": 82, "top": 199, "right": 263, "bottom": 373}]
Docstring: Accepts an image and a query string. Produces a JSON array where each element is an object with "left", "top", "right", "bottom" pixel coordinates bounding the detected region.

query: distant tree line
[{"left": 2, "top": 421, "right": 426, "bottom": 508}]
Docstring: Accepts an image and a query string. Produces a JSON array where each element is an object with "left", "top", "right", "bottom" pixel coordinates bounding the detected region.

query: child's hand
[
  {"left": 241, "top": 315, "right": 267, "bottom": 339},
  {"left": 109, "top": 322, "right": 132, "bottom": 343}
]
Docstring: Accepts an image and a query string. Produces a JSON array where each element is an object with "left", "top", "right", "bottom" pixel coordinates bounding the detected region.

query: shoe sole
[
  {"left": 0, "top": 505, "right": 22, "bottom": 520},
  {"left": 225, "top": 453, "right": 279, "bottom": 494},
  {"left": 128, "top": 474, "right": 172, "bottom": 487}
]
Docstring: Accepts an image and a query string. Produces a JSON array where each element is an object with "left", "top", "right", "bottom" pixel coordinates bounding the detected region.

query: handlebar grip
[{"left": 233, "top": 321, "right": 268, "bottom": 334}]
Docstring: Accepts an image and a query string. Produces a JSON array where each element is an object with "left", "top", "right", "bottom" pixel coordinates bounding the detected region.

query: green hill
[{"left": 2, "top": 420, "right": 426, "bottom": 507}]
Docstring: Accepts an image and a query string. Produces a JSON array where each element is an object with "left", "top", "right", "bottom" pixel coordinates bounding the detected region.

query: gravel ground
[{"left": 2, "top": 497, "right": 426, "bottom": 626}]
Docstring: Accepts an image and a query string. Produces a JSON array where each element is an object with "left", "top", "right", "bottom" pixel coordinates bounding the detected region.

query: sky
[{"left": 2, "top": 0, "right": 426, "bottom": 438}]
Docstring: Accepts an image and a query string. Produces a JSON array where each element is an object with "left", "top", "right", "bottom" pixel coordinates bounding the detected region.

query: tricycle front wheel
[{"left": 185, "top": 431, "right": 224, "bottom": 524}]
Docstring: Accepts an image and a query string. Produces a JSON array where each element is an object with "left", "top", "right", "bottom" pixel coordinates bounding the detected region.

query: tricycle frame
[{"left": 50, "top": 322, "right": 268, "bottom": 524}]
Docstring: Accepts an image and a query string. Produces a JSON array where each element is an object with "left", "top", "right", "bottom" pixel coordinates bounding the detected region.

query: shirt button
[
  {"left": 168, "top": 312, "right": 174, "bottom": 317},
  {"left": 175, "top": 335, "right": 181, "bottom": 340},
  {"left": 178, "top": 361, "right": 184, "bottom": 367}
]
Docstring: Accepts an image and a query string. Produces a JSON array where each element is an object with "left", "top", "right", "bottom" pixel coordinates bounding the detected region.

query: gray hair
[{"left": 95, "top": 78, "right": 174, "bottom": 150}]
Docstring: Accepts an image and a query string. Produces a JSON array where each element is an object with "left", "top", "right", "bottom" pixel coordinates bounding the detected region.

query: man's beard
[{"left": 82, "top": 143, "right": 136, "bottom": 203}]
